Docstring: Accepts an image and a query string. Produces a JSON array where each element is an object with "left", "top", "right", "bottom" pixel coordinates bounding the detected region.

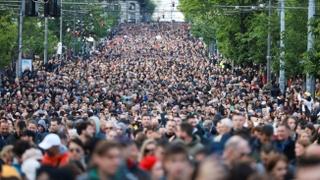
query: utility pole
[
  {"left": 44, "top": 17, "right": 48, "bottom": 64},
  {"left": 59, "top": 0, "right": 63, "bottom": 60},
  {"left": 306, "top": 0, "right": 315, "bottom": 96},
  {"left": 279, "top": 0, "right": 286, "bottom": 94},
  {"left": 266, "top": 0, "right": 272, "bottom": 83},
  {"left": 17, "top": 0, "right": 25, "bottom": 77}
]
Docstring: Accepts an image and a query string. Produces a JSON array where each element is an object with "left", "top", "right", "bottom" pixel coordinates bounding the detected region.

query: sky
[{"left": 152, "top": 0, "right": 185, "bottom": 22}]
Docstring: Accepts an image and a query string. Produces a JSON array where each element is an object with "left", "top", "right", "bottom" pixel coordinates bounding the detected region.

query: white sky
[{"left": 152, "top": 0, "right": 185, "bottom": 22}]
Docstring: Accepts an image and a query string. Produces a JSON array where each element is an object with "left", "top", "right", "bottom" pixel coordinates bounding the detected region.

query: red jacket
[{"left": 41, "top": 152, "right": 69, "bottom": 167}]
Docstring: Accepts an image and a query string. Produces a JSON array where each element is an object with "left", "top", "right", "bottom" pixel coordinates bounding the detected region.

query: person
[
  {"left": 295, "top": 155, "right": 320, "bottom": 180},
  {"left": 68, "top": 138, "right": 86, "bottom": 170},
  {"left": 0, "top": 121, "right": 14, "bottom": 150},
  {"left": 176, "top": 122, "right": 204, "bottom": 157},
  {"left": 222, "top": 136, "right": 251, "bottom": 167},
  {"left": 39, "top": 133, "right": 69, "bottom": 167},
  {"left": 0, "top": 145, "right": 14, "bottom": 165},
  {"left": 76, "top": 121, "right": 95, "bottom": 144},
  {"left": 49, "top": 119, "right": 60, "bottom": 134},
  {"left": 78, "top": 140, "right": 132, "bottom": 180},
  {"left": 231, "top": 113, "right": 251, "bottom": 140},
  {"left": 139, "top": 139, "right": 157, "bottom": 161},
  {"left": 274, "top": 124, "right": 295, "bottom": 162},
  {"left": 21, "top": 148, "right": 43, "bottom": 180},
  {"left": 265, "top": 153, "right": 288, "bottom": 180},
  {"left": 163, "top": 143, "right": 193, "bottom": 180},
  {"left": 163, "top": 120, "right": 177, "bottom": 142},
  {"left": 211, "top": 118, "right": 232, "bottom": 154},
  {"left": 295, "top": 139, "right": 311, "bottom": 160},
  {"left": 139, "top": 155, "right": 164, "bottom": 180}
]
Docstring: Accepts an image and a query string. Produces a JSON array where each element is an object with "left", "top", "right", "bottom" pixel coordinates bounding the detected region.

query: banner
[{"left": 21, "top": 59, "right": 32, "bottom": 72}]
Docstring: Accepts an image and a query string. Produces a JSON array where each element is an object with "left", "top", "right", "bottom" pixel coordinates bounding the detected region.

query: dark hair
[
  {"left": 179, "top": 122, "right": 193, "bottom": 137},
  {"left": 76, "top": 121, "right": 93, "bottom": 135},
  {"left": 265, "top": 153, "right": 287, "bottom": 172},
  {"left": 261, "top": 144, "right": 277, "bottom": 154},
  {"left": 93, "top": 140, "right": 120, "bottom": 156},
  {"left": 68, "top": 138, "right": 84, "bottom": 150},
  {"left": 261, "top": 125, "right": 274, "bottom": 137},
  {"left": 16, "top": 120, "right": 27, "bottom": 130},
  {"left": 227, "top": 162, "right": 256, "bottom": 180},
  {"left": 164, "top": 143, "right": 188, "bottom": 161},
  {"left": 50, "top": 118, "right": 60, "bottom": 125},
  {"left": 21, "top": 130, "right": 36, "bottom": 141},
  {"left": 12, "top": 140, "right": 31, "bottom": 158}
]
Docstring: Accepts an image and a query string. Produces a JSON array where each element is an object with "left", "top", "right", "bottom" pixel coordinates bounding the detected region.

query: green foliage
[
  {"left": 179, "top": 0, "right": 320, "bottom": 78},
  {"left": 0, "top": 11, "right": 17, "bottom": 67}
]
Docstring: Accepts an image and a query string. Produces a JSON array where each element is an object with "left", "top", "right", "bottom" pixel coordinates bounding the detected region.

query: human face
[
  {"left": 50, "top": 121, "right": 59, "bottom": 133},
  {"left": 28, "top": 123, "right": 37, "bottom": 133},
  {"left": 271, "top": 160, "right": 287, "bottom": 180},
  {"left": 295, "top": 143, "right": 305, "bottom": 157},
  {"left": 151, "top": 161, "right": 164, "bottom": 180},
  {"left": 68, "top": 142, "right": 84, "bottom": 161},
  {"left": 0, "top": 122, "right": 9, "bottom": 136},
  {"left": 287, "top": 118, "right": 296, "bottom": 130},
  {"left": 166, "top": 121, "right": 176, "bottom": 135},
  {"left": 144, "top": 143, "right": 156, "bottom": 157},
  {"left": 187, "top": 118, "right": 197, "bottom": 127},
  {"left": 232, "top": 115, "right": 245, "bottom": 130},
  {"left": 104, "top": 122, "right": 114, "bottom": 134},
  {"left": 85, "top": 125, "right": 95, "bottom": 138},
  {"left": 164, "top": 153, "right": 190, "bottom": 179},
  {"left": 142, "top": 116, "right": 151, "bottom": 127},
  {"left": 277, "top": 126, "right": 289, "bottom": 141},
  {"left": 94, "top": 148, "right": 121, "bottom": 176}
]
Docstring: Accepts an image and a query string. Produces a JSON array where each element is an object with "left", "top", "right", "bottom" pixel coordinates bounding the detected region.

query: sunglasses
[{"left": 144, "top": 148, "right": 155, "bottom": 154}]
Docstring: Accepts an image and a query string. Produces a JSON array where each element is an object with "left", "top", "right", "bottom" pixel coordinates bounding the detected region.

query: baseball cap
[{"left": 39, "top": 134, "right": 61, "bottom": 150}]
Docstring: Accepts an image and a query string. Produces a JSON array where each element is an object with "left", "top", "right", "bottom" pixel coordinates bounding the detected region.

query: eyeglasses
[
  {"left": 69, "top": 148, "right": 81, "bottom": 153},
  {"left": 105, "top": 127, "right": 113, "bottom": 130}
]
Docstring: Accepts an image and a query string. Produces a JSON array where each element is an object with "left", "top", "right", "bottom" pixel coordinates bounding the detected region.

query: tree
[{"left": 0, "top": 11, "right": 18, "bottom": 67}]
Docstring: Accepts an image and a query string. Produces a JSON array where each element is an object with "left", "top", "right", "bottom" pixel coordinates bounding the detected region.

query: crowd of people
[{"left": 0, "top": 22, "right": 320, "bottom": 180}]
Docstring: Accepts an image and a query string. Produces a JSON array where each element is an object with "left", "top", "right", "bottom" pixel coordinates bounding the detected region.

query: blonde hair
[{"left": 138, "top": 139, "right": 156, "bottom": 161}]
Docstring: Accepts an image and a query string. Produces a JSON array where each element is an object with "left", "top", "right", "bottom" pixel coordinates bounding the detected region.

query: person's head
[
  {"left": 296, "top": 156, "right": 320, "bottom": 180},
  {"left": 140, "top": 139, "right": 157, "bottom": 161},
  {"left": 0, "top": 145, "right": 14, "bottom": 165},
  {"left": 217, "top": 118, "right": 232, "bottom": 134},
  {"left": 27, "top": 121, "right": 37, "bottom": 133},
  {"left": 223, "top": 136, "right": 251, "bottom": 166},
  {"left": 21, "top": 130, "right": 36, "bottom": 144},
  {"left": 16, "top": 120, "right": 27, "bottom": 136},
  {"left": 187, "top": 114, "right": 198, "bottom": 127},
  {"left": 39, "top": 134, "right": 61, "bottom": 157},
  {"left": 76, "top": 121, "right": 95, "bottom": 139},
  {"left": 259, "top": 125, "right": 274, "bottom": 144},
  {"left": 104, "top": 121, "right": 115, "bottom": 134},
  {"left": 177, "top": 122, "right": 193, "bottom": 142},
  {"left": 68, "top": 138, "right": 85, "bottom": 162},
  {"left": 285, "top": 116, "right": 297, "bottom": 131},
  {"left": 295, "top": 139, "right": 311, "bottom": 158},
  {"left": 141, "top": 114, "right": 151, "bottom": 127},
  {"left": 266, "top": 153, "right": 288, "bottom": 180},
  {"left": 92, "top": 140, "right": 122, "bottom": 177},
  {"left": 305, "top": 123, "right": 316, "bottom": 137},
  {"left": 232, "top": 113, "right": 245, "bottom": 130},
  {"left": 49, "top": 119, "right": 60, "bottom": 133},
  {"left": 12, "top": 140, "right": 31, "bottom": 164},
  {"left": 196, "top": 156, "right": 227, "bottom": 180},
  {"left": 260, "top": 144, "right": 278, "bottom": 167},
  {"left": 0, "top": 121, "right": 9, "bottom": 136},
  {"left": 163, "top": 143, "right": 191, "bottom": 179},
  {"left": 166, "top": 120, "right": 176, "bottom": 135},
  {"left": 276, "top": 124, "right": 290, "bottom": 141}
]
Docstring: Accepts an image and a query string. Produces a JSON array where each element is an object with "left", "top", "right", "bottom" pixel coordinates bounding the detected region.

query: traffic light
[
  {"left": 25, "top": 0, "right": 38, "bottom": 17},
  {"left": 44, "top": 0, "right": 61, "bottom": 17}
]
